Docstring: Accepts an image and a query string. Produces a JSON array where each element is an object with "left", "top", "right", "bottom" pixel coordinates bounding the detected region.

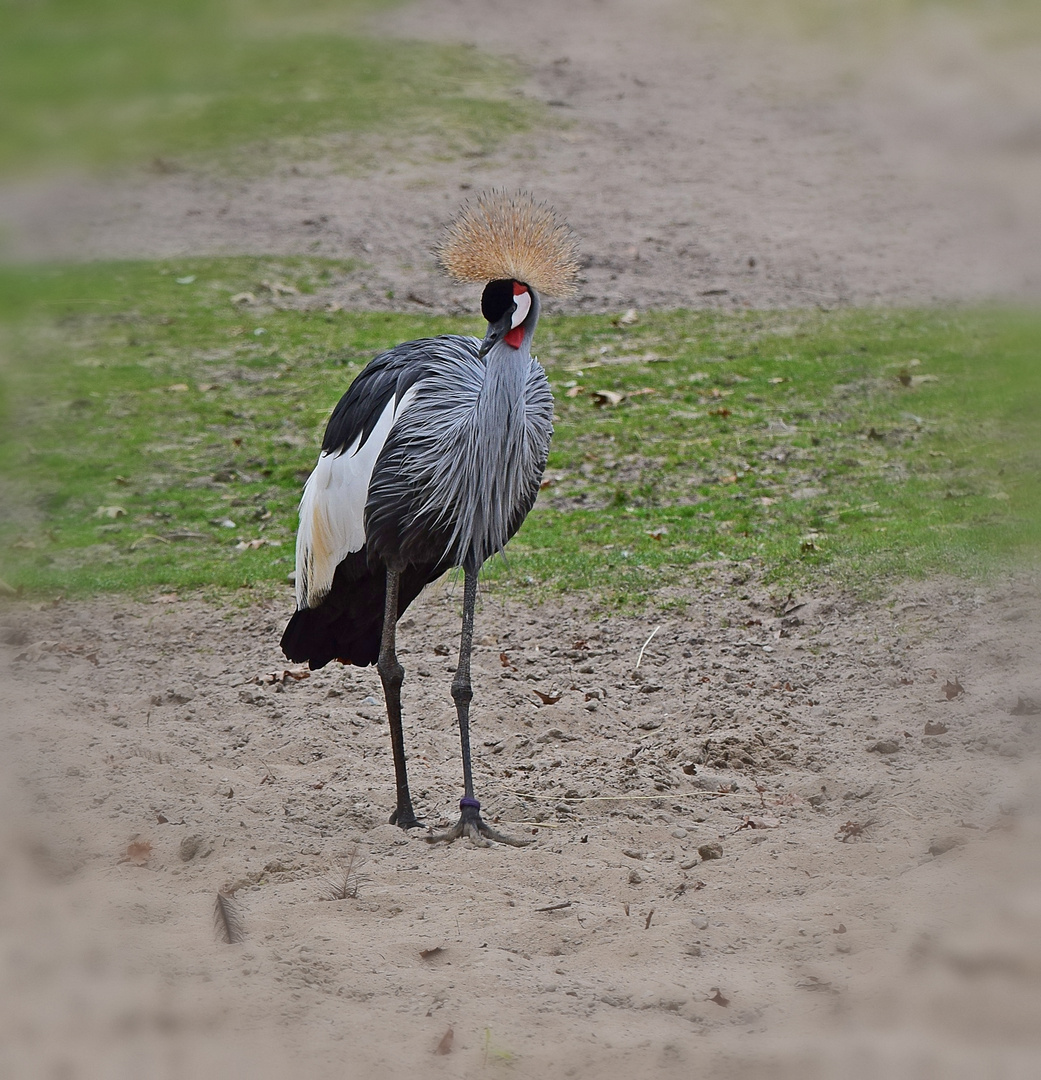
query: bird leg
[
  {"left": 378, "top": 567, "right": 423, "bottom": 830},
  {"left": 427, "top": 564, "right": 532, "bottom": 848}
]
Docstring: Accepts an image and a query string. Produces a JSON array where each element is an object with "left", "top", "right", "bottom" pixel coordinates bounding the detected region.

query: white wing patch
[{"left": 295, "top": 386, "right": 417, "bottom": 609}]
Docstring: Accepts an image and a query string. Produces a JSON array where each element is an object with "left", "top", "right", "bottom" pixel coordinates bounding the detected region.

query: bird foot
[
  {"left": 425, "top": 797, "right": 533, "bottom": 848},
  {"left": 389, "top": 805, "right": 425, "bottom": 831}
]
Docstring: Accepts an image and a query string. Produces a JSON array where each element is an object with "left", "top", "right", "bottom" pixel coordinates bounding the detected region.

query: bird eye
[{"left": 510, "top": 289, "right": 532, "bottom": 329}]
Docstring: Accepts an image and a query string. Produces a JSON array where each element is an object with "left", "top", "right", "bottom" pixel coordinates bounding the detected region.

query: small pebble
[
  {"left": 928, "top": 835, "right": 966, "bottom": 856},
  {"left": 698, "top": 842, "right": 723, "bottom": 861},
  {"left": 179, "top": 834, "right": 205, "bottom": 862},
  {"left": 628, "top": 869, "right": 643, "bottom": 884}
]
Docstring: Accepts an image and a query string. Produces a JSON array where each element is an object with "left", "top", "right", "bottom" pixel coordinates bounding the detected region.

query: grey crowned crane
[{"left": 280, "top": 192, "right": 580, "bottom": 845}]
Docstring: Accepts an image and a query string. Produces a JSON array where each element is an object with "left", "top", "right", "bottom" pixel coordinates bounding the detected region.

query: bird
[{"left": 280, "top": 191, "right": 580, "bottom": 845}]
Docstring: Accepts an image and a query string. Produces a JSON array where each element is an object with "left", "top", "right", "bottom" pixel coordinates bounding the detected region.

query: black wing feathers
[
  {"left": 321, "top": 337, "right": 474, "bottom": 455},
  {"left": 282, "top": 336, "right": 477, "bottom": 669}
]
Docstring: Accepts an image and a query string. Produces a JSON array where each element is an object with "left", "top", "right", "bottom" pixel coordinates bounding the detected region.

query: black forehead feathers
[{"left": 481, "top": 278, "right": 524, "bottom": 323}]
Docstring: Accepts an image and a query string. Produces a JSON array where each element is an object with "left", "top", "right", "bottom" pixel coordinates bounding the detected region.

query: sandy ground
[
  {"left": 2, "top": 573, "right": 1041, "bottom": 1078},
  {"left": 3, "top": 1, "right": 1041, "bottom": 1076},
  {"left": 1, "top": 0, "right": 1039, "bottom": 311}
]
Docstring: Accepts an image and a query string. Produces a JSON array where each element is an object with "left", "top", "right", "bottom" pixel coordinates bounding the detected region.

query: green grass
[
  {"left": 0, "top": 258, "right": 1037, "bottom": 605},
  {"left": 0, "top": 0, "right": 540, "bottom": 177}
]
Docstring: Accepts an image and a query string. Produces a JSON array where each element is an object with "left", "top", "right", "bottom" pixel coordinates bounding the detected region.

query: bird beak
[{"left": 478, "top": 325, "right": 500, "bottom": 359}]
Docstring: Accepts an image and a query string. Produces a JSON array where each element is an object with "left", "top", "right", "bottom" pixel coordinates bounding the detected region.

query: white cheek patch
[{"left": 510, "top": 289, "right": 532, "bottom": 329}]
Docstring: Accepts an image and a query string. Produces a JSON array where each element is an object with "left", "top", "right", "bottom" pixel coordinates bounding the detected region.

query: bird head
[
  {"left": 436, "top": 191, "right": 579, "bottom": 357},
  {"left": 478, "top": 278, "right": 539, "bottom": 357}
]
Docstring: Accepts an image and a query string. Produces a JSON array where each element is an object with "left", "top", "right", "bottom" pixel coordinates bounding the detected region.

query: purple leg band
[{"left": 460, "top": 796, "right": 481, "bottom": 811}]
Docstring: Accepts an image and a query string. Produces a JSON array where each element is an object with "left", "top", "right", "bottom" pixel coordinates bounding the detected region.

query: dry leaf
[
  {"left": 260, "top": 279, "right": 299, "bottom": 296},
  {"left": 591, "top": 390, "right": 625, "bottom": 408},
  {"left": 533, "top": 689, "right": 563, "bottom": 705},
  {"left": 565, "top": 385, "right": 584, "bottom": 398},
  {"left": 709, "top": 988, "right": 730, "bottom": 1007},
  {"left": 943, "top": 677, "right": 965, "bottom": 700},
  {"left": 129, "top": 534, "right": 170, "bottom": 550},
  {"left": 420, "top": 946, "right": 443, "bottom": 959},
  {"left": 739, "top": 815, "right": 780, "bottom": 830},
  {"left": 257, "top": 667, "right": 310, "bottom": 684},
  {"left": 836, "top": 819, "right": 875, "bottom": 842},
  {"left": 434, "top": 1027, "right": 454, "bottom": 1055},
  {"left": 125, "top": 840, "right": 152, "bottom": 864}
]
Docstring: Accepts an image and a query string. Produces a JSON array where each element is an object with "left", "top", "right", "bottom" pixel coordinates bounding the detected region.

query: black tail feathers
[
  {"left": 280, "top": 605, "right": 381, "bottom": 669},
  {"left": 280, "top": 555, "right": 449, "bottom": 670}
]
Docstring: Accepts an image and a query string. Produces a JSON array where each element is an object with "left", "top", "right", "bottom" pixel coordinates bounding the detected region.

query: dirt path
[
  {"left": 2, "top": 0, "right": 1038, "bottom": 311},
  {"left": 2, "top": 573, "right": 1040, "bottom": 1076}
]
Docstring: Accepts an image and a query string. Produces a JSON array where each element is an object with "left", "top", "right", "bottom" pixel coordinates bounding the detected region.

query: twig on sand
[{"left": 635, "top": 625, "right": 661, "bottom": 669}]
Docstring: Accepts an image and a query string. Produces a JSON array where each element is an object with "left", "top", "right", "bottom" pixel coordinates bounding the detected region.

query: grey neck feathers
[
  {"left": 458, "top": 305, "right": 539, "bottom": 565},
  {"left": 417, "top": 298, "right": 547, "bottom": 570},
  {"left": 384, "top": 290, "right": 551, "bottom": 572}
]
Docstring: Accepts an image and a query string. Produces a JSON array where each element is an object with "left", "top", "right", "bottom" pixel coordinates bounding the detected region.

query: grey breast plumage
[{"left": 365, "top": 334, "right": 554, "bottom": 571}]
